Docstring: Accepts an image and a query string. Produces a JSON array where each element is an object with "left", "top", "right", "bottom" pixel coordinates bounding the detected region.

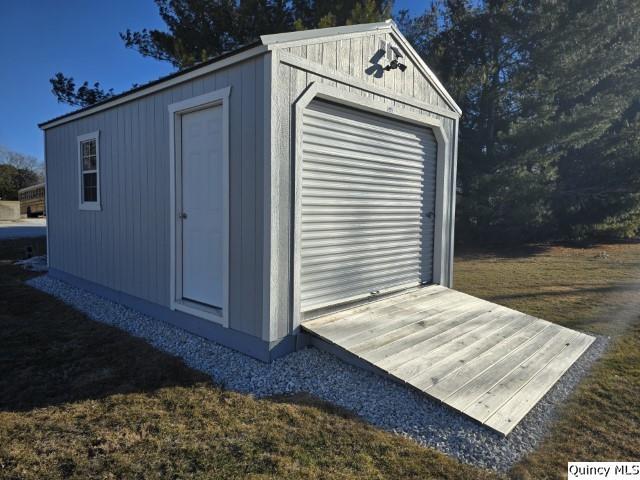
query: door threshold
[
  {"left": 174, "top": 298, "right": 224, "bottom": 324},
  {"left": 302, "top": 282, "right": 430, "bottom": 322}
]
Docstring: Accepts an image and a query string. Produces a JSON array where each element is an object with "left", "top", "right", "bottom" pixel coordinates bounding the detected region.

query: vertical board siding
[
  {"left": 284, "top": 33, "right": 448, "bottom": 110},
  {"left": 269, "top": 32, "right": 457, "bottom": 340},
  {"left": 45, "top": 55, "right": 267, "bottom": 338}
]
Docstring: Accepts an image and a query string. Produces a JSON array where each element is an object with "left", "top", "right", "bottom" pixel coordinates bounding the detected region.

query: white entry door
[{"left": 180, "top": 105, "right": 224, "bottom": 307}]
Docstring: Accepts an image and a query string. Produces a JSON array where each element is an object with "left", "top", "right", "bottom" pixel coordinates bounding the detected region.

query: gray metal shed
[{"left": 39, "top": 20, "right": 461, "bottom": 362}]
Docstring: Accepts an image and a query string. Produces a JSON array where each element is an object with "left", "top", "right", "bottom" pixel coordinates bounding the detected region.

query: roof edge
[
  {"left": 261, "top": 20, "right": 394, "bottom": 46},
  {"left": 262, "top": 20, "right": 461, "bottom": 116},
  {"left": 39, "top": 19, "right": 461, "bottom": 130},
  {"left": 39, "top": 42, "right": 266, "bottom": 130},
  {"left": 388, "top": 24, "right": 462, "bottom": 115}
]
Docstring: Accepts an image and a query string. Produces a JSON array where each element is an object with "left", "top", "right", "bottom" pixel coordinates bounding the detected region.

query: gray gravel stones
[{"left": 27, "top": 274, "right": 607, "bottom": 472}]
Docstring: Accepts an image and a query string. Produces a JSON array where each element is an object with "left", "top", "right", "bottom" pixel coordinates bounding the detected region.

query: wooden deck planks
[
  {"left": 315, "top": 290, "right": 470, "bottom": 349},
  {"left": 484, "top": 333, "right": 594, "bottom": 434},
  {"left": 301, "top": 285, "right": 595, "bottom": 435},
  {"left": 431, "top": 325, "right": 561, "bottom": 407},
  {"left": 409, "top": 316, "right": 544, "bottom": 390},
  {"left": 305, "top": 286, "right": 451, "bottom": 340},
  {"left": 461, "top": 329, "right": 580, "bottom": 420},
  {"left": 391, "top": 309, "right": 521, "bottom": 380},
  {"left": 350, "top": 298, "right": 492, "bottom": 357},
  {"left": 372, "top": 307, "right": 500, "bottom": 368}
]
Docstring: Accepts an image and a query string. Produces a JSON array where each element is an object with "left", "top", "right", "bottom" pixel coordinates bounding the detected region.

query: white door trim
[
  {"left": 291, "top": 82, "right": 453, "bottom": 330},
  {"left": 169, "top": 87, "right": 231, "bottom": 327}
]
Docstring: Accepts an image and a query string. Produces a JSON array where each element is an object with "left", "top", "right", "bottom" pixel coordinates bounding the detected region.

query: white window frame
[
  {"left": 168, "top": 87, "right": 231, "bottom": 327},
  {"left": 77, "top": 131, "right": 101, "bottom": 211}
]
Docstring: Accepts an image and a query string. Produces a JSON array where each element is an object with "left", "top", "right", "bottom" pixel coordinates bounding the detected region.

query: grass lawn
[
  {"left": 455, "top": 242, "right": 640, "bottom": 479},
  {"left": 1, "top": 238, "right": 639, "bottom": 479}
]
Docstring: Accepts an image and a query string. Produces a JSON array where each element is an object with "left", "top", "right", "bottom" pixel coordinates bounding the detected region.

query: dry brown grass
[
  {"left": 1, "top": 238, "right": 639, "bottom": 479},
  {"left": 454, "top": 242, "right": 640, "bottom": 335},
  {"left": 455, "top": 242, "right": 640, "bottom": 479},
  {"left": 0, "top": 239, "right": 495, "bottom": 480}
]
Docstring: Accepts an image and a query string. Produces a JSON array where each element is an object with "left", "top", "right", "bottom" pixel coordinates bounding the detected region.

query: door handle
[{"left": 179, "top": 212, "right": 188, "bottom": 219}]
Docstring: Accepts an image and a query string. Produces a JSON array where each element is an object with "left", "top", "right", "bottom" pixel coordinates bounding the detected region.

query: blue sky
[{"left": 0, "top": 0, "right": 423, "bottom": 162}]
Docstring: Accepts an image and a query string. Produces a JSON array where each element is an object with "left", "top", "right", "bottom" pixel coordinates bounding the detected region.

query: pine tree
[
  {"left": 510, "top": 0, "right": 640, "bottom": 239},
  {"left": 51, "top": 0, "right": 391, "bottom": 106},
  {"left": 402, "top": 0, "right": 640, "bottom": 242}
]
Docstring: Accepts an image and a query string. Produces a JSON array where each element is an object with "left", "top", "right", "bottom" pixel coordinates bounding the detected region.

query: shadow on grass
[
  {"left": 455, "top": 243, "right": 552, "bottom": 260},
  {"left": 0, "top": 262, "right": 209, "bottom": 412},
  {"left": 456, "top": 238, "right": 640, "bottom": 261},
  {"left": 267, "top": 392, "right": 360, "bottom": 420},
  {"left": 489, "top": 281, "right": 640, "bottom": 303}
]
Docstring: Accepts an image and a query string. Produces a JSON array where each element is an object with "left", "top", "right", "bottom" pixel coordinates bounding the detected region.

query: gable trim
[
  {"left": 279, "top": 51, "right": 459, "bottom": 119},
  {"left": 388, "top": 24, "right": 462, "bottom": 115},
  {"left": 264, "top": 20, "right": 462, "bottom": 116},
  {"left": 260, "top": 20, "right": 392, "bottom": 46}
]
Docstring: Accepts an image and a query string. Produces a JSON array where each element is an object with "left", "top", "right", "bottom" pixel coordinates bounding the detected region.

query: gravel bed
[{"left": 27, "top": 275, "right": 608, "bottom": 472}]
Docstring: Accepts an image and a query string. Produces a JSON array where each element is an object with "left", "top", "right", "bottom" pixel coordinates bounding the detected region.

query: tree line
[
  {"left": 0, "top": 147, "right": 44, "bottom": 201},
  {"left": 51, "top": 0, "right": 640, "bottom": 244}
]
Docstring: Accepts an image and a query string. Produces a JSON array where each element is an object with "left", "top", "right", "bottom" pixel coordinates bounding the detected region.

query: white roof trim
[
  {"left": 40, "top": 20, "right": 461, "bottom": 130},
  {"left": 39, "top": 44, "right": 268, "bottom": 130},
  {"left": 388, "top": 24, "right": 462, "bottom": 115},
  {"left": 261, "top": 20, "right": 394, "bottom": 46}
]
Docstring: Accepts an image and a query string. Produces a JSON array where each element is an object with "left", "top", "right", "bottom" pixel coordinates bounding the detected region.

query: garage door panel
[
  {"left": 302, "top": 244, "right": 421, "bottom": 264},
  {"left": 303, "top": 173, "right": 424, "bottom": 191},
  {"left": 303, "top": 128, "right": 431, "bottom": 159},
  {"left": 304, "top": 157, "right": 426, "bottom": 180},
  {"left": 301, "top": 266, "right": 424, "bottom": 294},
  {"left": 305, "top": 104, "right": 431, "bottom": 142},
  {"left": 301, "top": 100, "right": 437, "bottom": 313},
  {"left": 302, "top": 214, "right": 422, "bottom": 224},
  {"left": 304, "top": 272, "right": 423, "bottom": 300},
  {"left": 302, "top": 225, "right": 423, "bottom": 240},
  {"left": 304, "top": 142, "right": 428, "bottom": 167},
  {"left": 303, "top": 118, "right": 430, "bottom": 148},
  {"left": 302, "top": 232, "right": 426, "bottom": 249},
  {"left": 303, "top": 185, "right": 424, "bottom": 198},
  {"left": 303, "top": 257, "right": 419, "bottom": 280}
]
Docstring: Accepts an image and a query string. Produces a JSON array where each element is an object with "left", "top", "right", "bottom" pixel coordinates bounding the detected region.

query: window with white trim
[{"left": 78, "top": 131, "right": 100, "bottom": 210}]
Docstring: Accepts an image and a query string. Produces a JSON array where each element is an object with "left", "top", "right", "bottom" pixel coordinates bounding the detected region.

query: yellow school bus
[{"left": 18, "top": 183, "right": 46, "bottom": 217}]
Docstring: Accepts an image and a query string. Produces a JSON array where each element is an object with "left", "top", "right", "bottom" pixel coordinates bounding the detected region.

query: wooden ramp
[{"left": 302, "top": 285, "right": 595, "bottom": 435}]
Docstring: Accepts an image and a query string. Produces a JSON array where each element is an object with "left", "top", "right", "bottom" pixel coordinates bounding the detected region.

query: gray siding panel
[
  {"left": 45, "top": 54, "right": 268, "bottom": 339},
  {"left": 284, "top": 34, "right": 452, "bottom": 111}
]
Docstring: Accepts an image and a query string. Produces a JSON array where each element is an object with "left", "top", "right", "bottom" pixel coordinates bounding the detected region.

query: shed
[
  {"left": 40, "top": 21, "right": 593, "bottom": 435},
  {"left": 40, "top": 20, "right": 460, "bottom": 360}
]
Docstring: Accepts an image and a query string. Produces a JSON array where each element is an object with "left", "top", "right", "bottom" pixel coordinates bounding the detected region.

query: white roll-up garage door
[{"left": 300, "top": 100, "right": 438, "bottom": 313}]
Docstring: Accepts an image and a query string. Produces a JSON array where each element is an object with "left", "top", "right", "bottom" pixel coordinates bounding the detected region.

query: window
[{"left": 78, "top": 131, "right": 100, "bottom": 210}]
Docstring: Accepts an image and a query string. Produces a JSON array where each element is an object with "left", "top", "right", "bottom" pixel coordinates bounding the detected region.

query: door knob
[{"left": 179, "top": 212, "right": 188, "bottom": 219}]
